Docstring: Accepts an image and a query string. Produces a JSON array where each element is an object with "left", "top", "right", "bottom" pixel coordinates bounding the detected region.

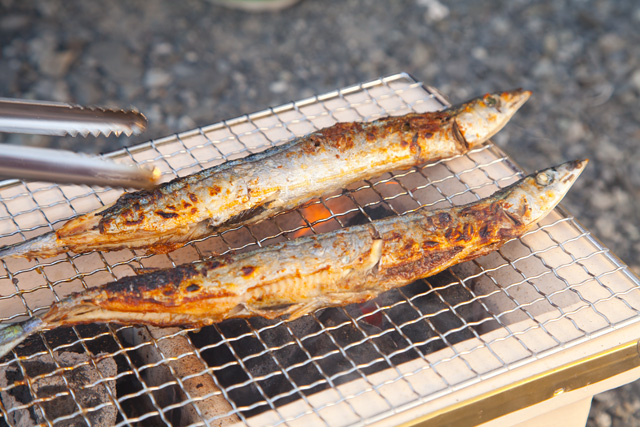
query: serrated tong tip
[{"left": 0, "top": 98, "right": 147, "bottom": 137}]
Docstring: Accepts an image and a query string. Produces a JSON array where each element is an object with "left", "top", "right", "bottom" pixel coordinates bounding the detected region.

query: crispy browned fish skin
[
  {"left": 0, "top": 160, "right": 587, "bottom": 358},
  {"left": 0, "top": 89, "right": 531, "bottom": 259}
]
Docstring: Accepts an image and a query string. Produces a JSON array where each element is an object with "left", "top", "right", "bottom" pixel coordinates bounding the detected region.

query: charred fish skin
[
  {"left": 0, "top": 89, "right": 531, "bottom": 260},
  {"left": 0, "top": 159, "right": 586, "bottom": 359}
]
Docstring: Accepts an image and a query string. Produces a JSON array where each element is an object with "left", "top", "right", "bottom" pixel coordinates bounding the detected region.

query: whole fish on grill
[
  {"left": 0, "top": 89, "right": 531, "bottom": 259},
  {"left": 0, "top": 159, "right": 587, "bottom": 359}
]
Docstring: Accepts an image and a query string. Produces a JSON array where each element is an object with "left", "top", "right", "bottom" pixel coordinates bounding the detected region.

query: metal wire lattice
[{"left": 0, "top": 73, "right": 639, "bottom": 426}]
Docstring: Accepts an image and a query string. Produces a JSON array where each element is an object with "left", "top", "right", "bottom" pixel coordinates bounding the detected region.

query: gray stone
[
  {"left": 39, "top": 50, "right": 77, "bottom": 78},
  {"left": 417, "top": 0, "right": 450, "bottom": 23},
  {"left": 532, "top": 58, "right": 555, "bottom": 78},
  {"left": 598, "top": 33, "right": 626, "bottom": 54},
  {"left": 269, "top": 79, "right": 288, "bottom": 94},
  {"left": 630, "top": 69, "right": 640, "bottom": 91},
  {"left": 86, "top": 41, "right": 143, "bottom": 82},
  {"left": 0, "top": 14, "right": 30, "bottom": 32},
  {"left": 143, "top": 68, "right": 172, "bottom": 88},
  {"left": 593, "top": 411, "right": 612, "bottom": 427}
]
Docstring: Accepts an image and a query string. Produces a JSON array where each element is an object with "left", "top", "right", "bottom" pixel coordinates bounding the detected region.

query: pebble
[
  {"left": 630, "top": 69, "right": 640, "bottom": 91},
  {"left": 0, "top": 14, "right": 29, "bottom": 32},
  {"left": 87, "top": 41, "right": 142, "bottom": 82},
  {"left": 38, "top": 50, "right": 76, "bottom": 78},
  {"left": 269, "top": 79, "right": 288, "bottom": 94},
  {"left": 595, "top": 138, "right": 624, "bottom": 163},
  {"left": 598, "top": 33, "right": 626, "bottom": 54},
  {"left": 471, "top": 47, "right": 488, "bottom": 61},
  {"left": 532, "top": 58, "right": 555, "bottom": 78},
  {"left": 417, "top": 0, "right": 450, "bottom": 23},
  {"left": 593, "top": 411, "right": 612, "bottom": 427},
  {"left": 595, "top": 216, "right": 616, "bottom": 241},
  {"left": 143, "top": 68, "right": 172, "bottom": 88},
  {"left": 543, "top": 34, "right": 558, "bottom": 55},
  {"left": 590, "top": 190, "right": 616, "bottom": 211}
]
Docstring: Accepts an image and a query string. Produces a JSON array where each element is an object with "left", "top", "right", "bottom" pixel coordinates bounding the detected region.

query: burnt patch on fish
[
  {"left": 123, "top": 215, "right": 145, "bottom": 226},
  {"left": 185, "top": 284, "right": 201, "bottom": 292},
  {"left": 241, "top": 266, "right": 256, "bottom": 277},
  {"left": 479, "top": 224, "right": 491, "bottom": 240},
  {"left": 105, "top": 263, "right": 201, "bottom": 298},
  {"left": 208, "top": 260, "right": 224, "bottom": 270},
  {"left": 155, "top": 210, "right": 179, "bottom": 219},
  {"left": 314, "top": 122, "right": 361, "bottom": 151},
  {"left": 437, "top": 212, "right": 452, "bottom": 227},
  {"left": 422, "top": 240, "right": 441, "bottom": 248}
]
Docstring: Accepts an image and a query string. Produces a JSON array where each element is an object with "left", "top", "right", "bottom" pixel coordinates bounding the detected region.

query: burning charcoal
[
  {"left": 121, "top": 326, "right": 239, "bottom": 426},
  {"left": 190, "top": 321, "right": 271, "bottom": 418},
  {"left": 0, "top": 351, "right": 116, "bottom": 427}
]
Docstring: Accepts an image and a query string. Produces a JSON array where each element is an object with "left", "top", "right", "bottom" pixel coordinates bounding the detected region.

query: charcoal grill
[{"left": 1, "top": 73, "right": 640, "bottom": 426}]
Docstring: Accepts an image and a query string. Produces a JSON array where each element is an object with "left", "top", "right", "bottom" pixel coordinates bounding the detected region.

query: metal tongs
[{"left": 0, "top": 98, "right": 159, "bottom": 189}]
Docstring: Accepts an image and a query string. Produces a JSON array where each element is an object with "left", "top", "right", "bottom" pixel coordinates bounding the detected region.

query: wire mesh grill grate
[{"left": 0, "top": 73, "right": 639, "bottom": 426}]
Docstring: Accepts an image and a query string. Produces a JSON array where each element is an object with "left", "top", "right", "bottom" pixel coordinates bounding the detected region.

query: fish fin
[
  {"left": 0, "top": 232, "right": 61, "bottom": 260},
  {"left": 233, "top": 302, "right": 303, "bottom": 320},
  {"left": 131, "top": 266, "right": 163, "bottom": 275},
  {"left": 216, "top": 204, "right": 268, "bottom": 230},
  {"left": 0, "top": 317, "right": 45, "bottom": 359},
  {"left": 144, "top": 242, "right": 186, "bottom": 255},
  {"left": 214, "top": 194, "right": 280, "bottom": 231},
  {"left": 235, "top": 301, "right": 323, "bottom": 321},
  {"left": 286, "top": 302, "right": 326, "bottom": 321},
  {"left": 286, "top": 289, "right": 383, "bottom": 321}
]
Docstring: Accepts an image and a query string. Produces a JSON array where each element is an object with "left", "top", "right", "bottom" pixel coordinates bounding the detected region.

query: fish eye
[
  {"left": 485, "top": 96, "right": 497, "bottom": 107},
  {"left": 535, "top": 171, "right": 554, "bottom": 186}
]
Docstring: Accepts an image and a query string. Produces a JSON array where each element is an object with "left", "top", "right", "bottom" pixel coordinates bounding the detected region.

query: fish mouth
[
  {"left": 564, "top": 158, "right": 589, "bottom": 172},
  {"left": 495, "top": 88, "right": 532, "bottom": 114},
  {"left": 532, "top": 159, "right": 588, "bottom": 193},
  {"left": 556, "top": 158, "right": 589, "bottom": 184},
  {"left": 453, "top": 88, "right": 532, "bottom": 147}
]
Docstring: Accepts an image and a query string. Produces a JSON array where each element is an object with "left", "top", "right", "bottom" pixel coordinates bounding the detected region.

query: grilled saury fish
[
  {"left": 0, "top": 89, "right": 531, "bottom": 259},
  {"left": 0, "top": 159, "right": 587, "bottom": 359}
]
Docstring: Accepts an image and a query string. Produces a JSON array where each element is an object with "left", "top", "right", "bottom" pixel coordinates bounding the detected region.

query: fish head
[
  {"left": 502, "top": 159, "right": 588, "bottom": 226},
  {"left": 451, "top": 89, "right": 532, "bottom": 147}
]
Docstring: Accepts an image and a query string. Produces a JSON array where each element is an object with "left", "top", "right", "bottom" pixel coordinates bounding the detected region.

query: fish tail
[
  {"left": 0, "top": 232, "right": 61, "bottom": 259},
  {"left": 0, "top": 317, "right": 45, "bottom": 359}
]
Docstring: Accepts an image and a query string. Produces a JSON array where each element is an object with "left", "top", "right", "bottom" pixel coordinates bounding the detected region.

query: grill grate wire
[{"left": 0, "top": 73, "right": 639, "bottom": 426}]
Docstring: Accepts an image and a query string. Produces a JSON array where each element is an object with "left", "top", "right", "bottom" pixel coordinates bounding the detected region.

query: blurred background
[{"left": 0, "top": 0, "right": 638, "bottom": 425}]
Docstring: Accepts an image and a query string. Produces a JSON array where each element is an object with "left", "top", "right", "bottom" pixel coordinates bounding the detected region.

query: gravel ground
[{"left": 1, "top": 0, "right": 639, "bottom": 425}]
